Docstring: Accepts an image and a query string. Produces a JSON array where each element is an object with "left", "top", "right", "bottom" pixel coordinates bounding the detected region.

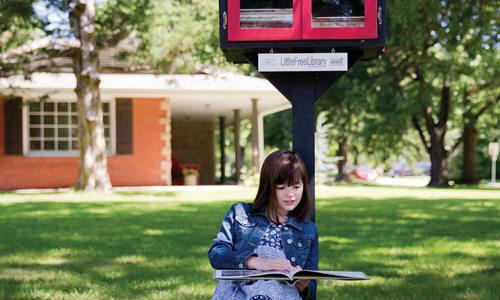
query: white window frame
[{"left": 22, "top": 99, "right": 116, "bottom": 157}]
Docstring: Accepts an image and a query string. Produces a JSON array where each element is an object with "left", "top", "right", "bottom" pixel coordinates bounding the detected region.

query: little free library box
[
  {"left": 219, "top": 0, "right": 387, "bottom": 64},
  {"left": 218, "top": 0, "right": 387, "bottom": 223}
]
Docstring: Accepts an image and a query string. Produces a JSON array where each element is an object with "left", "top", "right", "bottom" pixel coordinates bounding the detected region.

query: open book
[{"left": 214, "top": 269, "right": 369, "bottom": 281}]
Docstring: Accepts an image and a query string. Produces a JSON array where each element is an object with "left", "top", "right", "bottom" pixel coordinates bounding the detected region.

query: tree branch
[
  {"left": 412, "top": 115, "right": 430, "bottom": 153},
  {"left": 437, "top": 82, "right": 451, "bottom": 129},
  {"left": 473, "top": 94, "right": 500, "bottom": 120},
  {"left": 0, "top": 38, "right": 80, "bottom": 63},
  {"left": 448, "top": 135, "right": 463, "bottom": 155}
]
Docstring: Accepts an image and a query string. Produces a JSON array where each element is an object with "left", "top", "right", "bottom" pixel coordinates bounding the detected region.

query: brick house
[{"left": 0, "top": 72, "right": 289, "bottom": 190}]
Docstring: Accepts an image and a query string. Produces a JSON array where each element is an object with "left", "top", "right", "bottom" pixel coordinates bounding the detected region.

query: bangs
[
  {"left": 274, "top": 160, "right": 305, "bottom": 185},
  {"left": 251, "top": 149, "right": 311, "bottom": 222}
]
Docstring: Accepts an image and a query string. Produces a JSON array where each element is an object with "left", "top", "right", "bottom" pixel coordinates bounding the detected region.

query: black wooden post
[
  {"left": 219, "top": 116, "right": 226, "bottom": 184},
  {"left": 291, "top": 87, "right": 316, "bottom": 221},
  {"left": 234, "top": 109, "right": 241, "bottom": 184},
  {"left": 245, "top": 52, "right": 362, "bottom": 221}
]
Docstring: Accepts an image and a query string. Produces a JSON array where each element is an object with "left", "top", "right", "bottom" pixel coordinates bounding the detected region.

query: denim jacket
[{"left": 208, "top": 202, "right": 319, "bottom": 299}]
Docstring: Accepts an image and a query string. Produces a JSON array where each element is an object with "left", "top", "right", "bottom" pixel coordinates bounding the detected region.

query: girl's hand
[
  {"left": 247, "top": 257, "right": 297, "bottom": 271},
  {"left": 295, "top": 279, "right": 310, "bottom": 292},
  {"left": 291, "top": 265, "right": 309, "bottom": 292}
]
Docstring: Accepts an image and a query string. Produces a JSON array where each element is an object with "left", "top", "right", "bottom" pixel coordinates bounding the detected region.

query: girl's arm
[
  {"left": 247, "top": 256, "right": 297, "bottom": 271},
  {"left": 301, "top": 229, "right": 319, "bottom": 300},
  {"left": 208, "top": 203, "right": 257, "bottom": 270}
]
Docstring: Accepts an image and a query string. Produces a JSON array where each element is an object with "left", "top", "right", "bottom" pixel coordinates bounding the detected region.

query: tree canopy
[
  {"left": 359, "top": 0, "right": 499, "bottom": 185},
  {"left": 2, "top": 0, "right": 498, "bottom": 188}
]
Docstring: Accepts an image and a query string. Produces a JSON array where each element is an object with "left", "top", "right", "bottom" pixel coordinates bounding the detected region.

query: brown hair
[{"left": 250, "top": 149, "right": 311, "bottom": 223}]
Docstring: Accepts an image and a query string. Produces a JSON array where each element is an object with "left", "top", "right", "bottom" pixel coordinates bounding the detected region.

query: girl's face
[{"left": 275, "top": 180, "right": 303, "bottom": 218}]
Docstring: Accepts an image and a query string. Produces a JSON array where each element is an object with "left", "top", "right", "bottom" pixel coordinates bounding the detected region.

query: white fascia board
[{"left": 258, "top": 103, "right": 292, "bottom": 117}]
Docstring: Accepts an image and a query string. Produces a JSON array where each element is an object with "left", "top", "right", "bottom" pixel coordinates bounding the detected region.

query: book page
[
  {"left": 215, "top": 269, "right": 293, "bottom": 280},
  {"left": 214, "top": 270, "right": 369, "bottom": 281},
  {"left": 294, "top": 270, "right": 369, "bottom": 280}
]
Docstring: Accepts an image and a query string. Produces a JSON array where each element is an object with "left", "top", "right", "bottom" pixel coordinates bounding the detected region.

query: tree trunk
[
  {"left": 428, "top": 131, "right": 449, "bottom": 186},
  {"left": 459, "top": 93, "right": 498, "bottom": 184},
  {"left": 460, "top": 123, "right": 479, "bottom": 184},
  {"left": 414, "top": 112, "right": 450, "bottom": 187},
  {"left": 335, "top": 135, "right": 350, "bottom": 182},
  {"left": 428, "top": 84, "right": 452, "bottom": 186},
  {"left": 70, "top": 1, "right": 112, "bottom": 192}
]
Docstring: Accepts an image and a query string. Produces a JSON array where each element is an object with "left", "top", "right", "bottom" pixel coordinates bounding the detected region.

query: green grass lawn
[{"left": 0, "top": 186, "right": 498, "bottom": 299}]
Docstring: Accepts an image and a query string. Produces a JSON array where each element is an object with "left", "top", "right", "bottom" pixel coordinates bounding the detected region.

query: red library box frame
[
  {"left": 219, "top": 0, "right": 386, "bottom": 63},
  {"left": 227, "top": 0, "right": 302, "bottom": 41},
  {"left": 227, "top": 0, "right": 378, "bottom": 42},
  {"left": 302, "top": 0, "right": 378, "bottom": 40}
]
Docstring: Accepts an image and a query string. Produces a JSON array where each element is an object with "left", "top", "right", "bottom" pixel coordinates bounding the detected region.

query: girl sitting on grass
[{"left": 208, "top": 149, "right": 319, "bottom": 300}]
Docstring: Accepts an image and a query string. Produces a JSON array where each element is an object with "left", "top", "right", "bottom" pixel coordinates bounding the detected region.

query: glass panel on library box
[
  {"left": 227, "top": 0, "right": 301, "bottom": 41},
  {"left": 302, "top": 0, "right": 378, "bottom": 40}
]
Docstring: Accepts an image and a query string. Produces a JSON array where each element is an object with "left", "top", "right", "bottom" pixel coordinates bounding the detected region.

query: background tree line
[
  {"left": 267, "top": 0, "right": 499, "bottom": 186},
  {"left": 1, "top": 0, "right": 498, "bottom": 190}
]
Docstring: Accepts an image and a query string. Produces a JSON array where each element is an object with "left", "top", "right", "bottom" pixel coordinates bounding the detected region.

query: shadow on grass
[
  {"left": 0, "top": 190, "right": 179, "bottom": 199},
  {"left": 315, "top": 197, "right": 499, "bottom": 299},
  {"left": 0, "top": 197, "right": 498, "bottom": 299},
  {"left": 0, "top": 201, "right": 232, "bottom": 299},
  {"left": 113, "top": 191, "right": 178, "bottom": 198}
]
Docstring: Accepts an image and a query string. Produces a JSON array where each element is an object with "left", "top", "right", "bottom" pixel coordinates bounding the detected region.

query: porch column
[
  {"left": 159, "top": 98, "right": 172, "bottom": 185},
  {"left": 219, "top": 116, "right": 226, "bottom": 184},
  {"left": 251, "top": 98, "right": 261, "bottom": 173},
  {"left": 234, "top": 109, "right": 241, "bottom": 184}
]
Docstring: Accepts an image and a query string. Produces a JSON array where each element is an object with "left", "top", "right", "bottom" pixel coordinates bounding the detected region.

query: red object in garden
[
  {"left": 171, "top": 156, "right": 200, "bottom": 185},
  {"left": 352, "top": 165, "right": 378, "bottom": 181}
]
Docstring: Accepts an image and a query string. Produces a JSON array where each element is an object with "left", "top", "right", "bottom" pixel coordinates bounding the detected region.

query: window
[
  {"left": 240, "top": 0, "right": 294, "bottom": 29},
  {"left": 24, "top": 100, "right": 114, "bottom": 155},
  {"left": 228, "top": 0, "right": 301, "bottom": 41},
  {"left": 311, "top": 0, "right": 366, "bottom": 28},
  {"left": 302, "top": 0, "right": 378, "bottom": 40}
]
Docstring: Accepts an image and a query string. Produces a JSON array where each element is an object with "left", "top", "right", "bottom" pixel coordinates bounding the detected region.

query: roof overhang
[{"left": 0, "top": 72, "right": 291, "bottom": 121}]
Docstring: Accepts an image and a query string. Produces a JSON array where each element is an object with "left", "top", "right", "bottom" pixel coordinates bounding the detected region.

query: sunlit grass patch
[{"left": 0, "top": 185, "right": 498, "bottom": 299}]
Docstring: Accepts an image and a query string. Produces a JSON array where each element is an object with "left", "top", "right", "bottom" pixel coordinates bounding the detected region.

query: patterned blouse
[{"left": 212, "top": 223, "right": 301, "bottom": 300}]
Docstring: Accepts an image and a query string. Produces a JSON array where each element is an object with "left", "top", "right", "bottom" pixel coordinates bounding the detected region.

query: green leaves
[{"left": 127, "top": 0, "right": 232, "bottom": 74}]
